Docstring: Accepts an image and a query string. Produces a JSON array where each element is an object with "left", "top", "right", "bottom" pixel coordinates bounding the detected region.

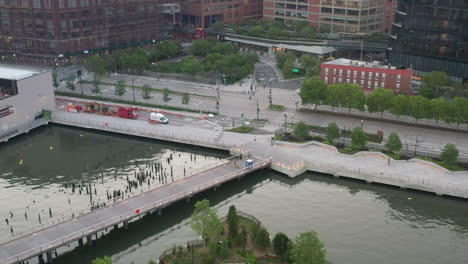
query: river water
[{"left": 1, "top": 126, "right": 468, "bottom": 264}]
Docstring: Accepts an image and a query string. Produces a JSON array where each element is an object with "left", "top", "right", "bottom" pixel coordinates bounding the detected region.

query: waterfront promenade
[
  {"left": 52, "top": 111, "right": 468, "bottom": 200},
  {"left": 0, "top": 150, "right": 270, "bottom": 264}
]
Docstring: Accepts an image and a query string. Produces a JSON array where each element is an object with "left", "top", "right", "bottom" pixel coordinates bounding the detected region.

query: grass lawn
[
  {"left": 416, "top": 156, "right": 466, "bottom": 171},
  {"left": 268, "top": 104, "right": 286, "bottom": 111},
  {"left": 227, "top": 126, "right": 254, "bottom": 133},
  {"left": 337, "top": 147, "right": 360, "bottom": 155}
]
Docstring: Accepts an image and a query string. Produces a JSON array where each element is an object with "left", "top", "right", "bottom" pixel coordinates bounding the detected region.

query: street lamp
[
  {"left": 360, "top": 119, "right": 364, "bottom": 129},
  {"left": 414, "top": 133, "right": 421, "bottom": 156},
  {"left": 77, "top": 70, "right": 83, "bottom": 95},
  {"left": 132, "top": 78, "right": 136, "bottom": 103},
  {"left": 268, "top": 88, "right": 272, "bottom": 106},
  {"left": 256, "top": 99, "right": 260, "bottom": 120},
  {"left": 295, "top": 101, "right": 299, "bottom": 112},
  {"left": 284, "top": 114, "right": 288, "bottom": 133}
]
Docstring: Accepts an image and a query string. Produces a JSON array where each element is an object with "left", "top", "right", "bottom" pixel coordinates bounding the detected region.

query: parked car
[
  {"left": 149, "top": 112, "right": 169, "bottom": 124},
  {"left": 118, "top": 107, "right": 138, "bottom": 119}
]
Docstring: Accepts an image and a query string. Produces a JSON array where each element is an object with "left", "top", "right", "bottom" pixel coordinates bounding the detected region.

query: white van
[{"left": 149, "top": 112, "right": 169, "bottom": 124}]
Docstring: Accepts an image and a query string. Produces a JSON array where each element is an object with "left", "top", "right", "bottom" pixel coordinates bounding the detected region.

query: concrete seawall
[{"left": 52, "top": 111, "right": 468, "bottom": 200}]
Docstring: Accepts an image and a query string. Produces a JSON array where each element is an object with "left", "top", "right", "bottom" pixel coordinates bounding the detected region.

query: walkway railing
[
  {"left": 0, "top": 157, "right": 272, "bottom": 264},
  {"left": 53, "top": 112, "right": 235, "bottom": 151}
]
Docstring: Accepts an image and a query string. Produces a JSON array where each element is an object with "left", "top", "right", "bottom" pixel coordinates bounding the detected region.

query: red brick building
[
  {"left": 180, "top": 0, "right": 263, "bottom": 28},
  {"left": 321, "top": 58, "right": 413, "bottom": 94},
  {"left": 0, "top": 0, "right": 170, "bottom": 63},
  {"left": 382, "top": 0, "right": 397, "bottom": 33}
]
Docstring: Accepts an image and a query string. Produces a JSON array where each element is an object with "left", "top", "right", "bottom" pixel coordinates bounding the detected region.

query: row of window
[
  {"left": 324, "top": 68, "right": 402, "bottom": 82},
  {"left": 324, "top": 76, "right": 401, "bottom": 91}
]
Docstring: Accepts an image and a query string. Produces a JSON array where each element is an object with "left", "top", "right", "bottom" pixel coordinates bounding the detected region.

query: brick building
[
  {"left": 382, "top": 0, "right": 397, "bottom": 33},
  {"left": 263, "top": 0, "right": 388, "bottom": 34},
  {"left": 0, "top": 0, "right": 169, "bottom": 63},
  {"left": 321, "top": 58, "right": 413, "bottom": 94},
  {"left": 180, "top": 0, "right": 263, "bottom": 28}
]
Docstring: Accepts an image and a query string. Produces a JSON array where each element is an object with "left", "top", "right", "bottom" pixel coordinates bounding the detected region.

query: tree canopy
[
  {"left": 190, "top": 199, "right": 223, "bottom": 242},
  {"left": 385, "top": 132, "right": 403, "bottom": 153},
  {"left": 299, "top": 77, "right": 328, "bottom": 109},
  {"left": 420, "top": 71, "right": 451, "bottom": 99},
  {"left": 272, "top": 233, "right": 290, "bottom": 264},
  {"left": 440, "top": 144, "right": 459, "bottom": 165},
  {"left": 290, "top": 231, "right": 326, "bottom": 264},
  {"left": 367, "top": 88, "right": 394, "bottom": 118}
]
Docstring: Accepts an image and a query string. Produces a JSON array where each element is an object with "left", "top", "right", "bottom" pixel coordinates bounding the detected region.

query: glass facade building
[{"left": 388, "top": 0, "right": 468, "bottom": 81}]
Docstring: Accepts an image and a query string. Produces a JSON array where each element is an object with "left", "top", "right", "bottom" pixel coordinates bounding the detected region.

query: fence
[
  {"left": 0, "top": 157, "right": 272, "bottom": 264},
  {"left": 0, "top": 117, "right": 50, "bottom": 143}
]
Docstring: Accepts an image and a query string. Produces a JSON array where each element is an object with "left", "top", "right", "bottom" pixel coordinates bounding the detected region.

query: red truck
[{"left": 118, "top": 107, "right": 138, "bottom": 119}]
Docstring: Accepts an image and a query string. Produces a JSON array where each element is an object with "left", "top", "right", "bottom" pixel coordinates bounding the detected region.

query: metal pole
[
  {"left": 132, "top": 78, "right": 135, "bottom": 103},
  {"left": 79, "top": 75, "right": 83, "bottom": 95},
  {"left": 284, "top": 115, "right": 287, "bottom": 133},
  {"left": 414, "top": 133, "right": 420, "bottom": 156},
  {"left": 217, "top": 75, "right": 220, "bottom": 99}
]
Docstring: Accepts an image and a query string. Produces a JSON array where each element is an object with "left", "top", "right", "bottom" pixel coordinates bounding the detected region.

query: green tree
[
  {"left": 429, "top": 98, "right": 447, "bottom": 124},
  {"left": 301, "top": 26, "right": 317, "bottom": 39},
  {"left": 299, "top": 77, "right": 328, "bottom": 109},
  {"left": 181, "top": 56, "right": 203, "bottom": 80},
  {"left": 351, "top": 127, "right": 367, "bottom": 150},
  {"left": 141, "top": 84, "right": 152, "bottom": 101},
  {"left": 272, "top": 233, "right": 290, "bottom": 264},
  {"left": 337, "top": 83, "right": 365, "bottom": 113},
  {"left": 266, "top": 26, "right": 284, "bottom": 39},
  {"left": 227, "top": 205, "right": 239, "bottom": 238},
  {"left": 182, "top": 93, "right": 190, "bottom": 104},
  {"left": 290, "top": 231, "right": 326, "bottom": 264},
  {"left": 163, "top": 88, "right": 172, "bottom": 102},
  {"left": 159, "top": 40, "right": 181, "bottom": 58},
  {"left": 235, "top": 225, "right": 248, "bottom": 250},
  {"left": 293, "top": 121, "right": 309, "bottom": 139},
  {"left": 190, "top": 40, "right": 211, "bottom": 56},
  {"left": 282, "top": 57, "right": 295, "bottom": 79},
  {"left": 86, "top": 54, "right": 107, "bottom": 76},
  {"left": 440, "top": 144, "right": 459, "bottom": 165},
  {"left": 385, "top": 132, "right": 402, "bottom": 153},
  {"left": 66, "top": 75, "right": 75, "bottom": 91},
  {"left": 119, "top": 49, "right": 148, "bottom": 74},
  {"left": 364, "top": 32, "right": 386, "bottom": 43},
  {"left": 326, "top": 84, "right": 340, "bottom": 111},
  {"left": 276, "top": 50, "right": 295, "bottom": 69},
  {"left": 248, "top": 25, "right": 264, "bottom": 37},
  {"left": 451, "top": 97, "right": 468, "bottom": 129},
  {"left": 91, "top": 256, "right": 112, "bottom": 264},
  {"left": 419, "top": 71, "right": 451, "bottom": 99},
  {"left": 326, "top": 122, "right": 340, "bottom": 143},
  {"left": 254, "top": 228, "right": 270, "bottom": 248},
  {"left": 213, "top": 21, "right": 225, "bottom": 31},
  {"left": 366, "top": 88, "right": 394, "bottom": 118},
  {"left": 408, "top": 95, "right": 430, "bottom": 122},
  {"left": 300, "top": 54, "right": 321, "bottom": 77},
  {"left": 114, "top": 80, "right": 126, "bottom": 97},
  {"left": 91, "top": 75, "right": 101, "bottom": 95},
  {"left": 191, "top": 199, "right": 223, "bottom": 245},
  {"left": 389, "top": 94, "right": 409, "bottom": 119},
  {"left": 210, "top": 42, "right": 238, "bottom": 55}
]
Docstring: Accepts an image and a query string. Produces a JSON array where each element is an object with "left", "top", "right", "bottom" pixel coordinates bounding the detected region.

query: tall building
[
  {"left": 321, "top": 58, "right": 414, "bottom": 94},
  {"left": 382, "top": 0, "right": 397, "bottom": 33},
  {"left": 0, "top": 0, "right": 168, "bottom": 63},
  {"left": 388, "top": 0, "right": 468, "bottom": 81},
  {"left": 263, "top": 0, "right": 386, "bottom": 34},
  {"left": 180, "top": 0, "right": 263, "bottom": 28}
]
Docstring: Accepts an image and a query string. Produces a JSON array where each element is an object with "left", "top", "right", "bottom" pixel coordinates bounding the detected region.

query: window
[
  {"left": 360, "top": 80, "right": 364, "bottom": 85},
  {"left": 382, "top": 73, "right": 386, "bottom": 81},
  {"left": 338, "top": 78, "right": 342, "bottom": 82},
  {"left": 0, "top": 79, "right": 18, "bottom": 100},
  {"left": 397, "top": 74, "right": 401, "bottom": 82},
  {"left": 333, "top": 69, "right": 336, "bottom": 74},
  {"left": 381, "top": 82, "right": 385, "bottom": 87},
  {"left": 339, "top": 69, "right": 343, "bottom": 76},
  {"left": 346, "top": 78, "right": 350, "bottom": 83},
  {"left": 369, "top": 72, "right": 373, "bottom": 78},
  {"left": 333, "top": 77, "right": 336, "bottom": 83},
  {"left": 375, "top": 73, "right": 379, "bottom": 80},
  {"left": 396, "top": 84, "right": 400, "bottom": 91},
  {"left": 353, "top": 71, "right": 357, "bottom": 78},
  {"left": 374, "top": 82, "right": 378, "bottom": 88},
  {"left": 353, "top": 79, "right": 357, "bottom": 84},
  {"left": 347, "top": 70, "right": 350, "bottom": 76},
  {"left": 325, "top": 77, "right": 328, "bottom": 83},
  {"left": 325, "top": 68, "right": 329, "bottom": 75},
  {"left": 361, "top": 71, "right": 365, "bottom": 78},
  {"left": 368, "top": 81, "right": 371, "bottom": 88}
]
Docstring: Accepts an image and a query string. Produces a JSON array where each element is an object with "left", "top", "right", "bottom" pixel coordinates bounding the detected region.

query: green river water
[{"left": 1, "top": 126, "right": 468, "bottom": 264}]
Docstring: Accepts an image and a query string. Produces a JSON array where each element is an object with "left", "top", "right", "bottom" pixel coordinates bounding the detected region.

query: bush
[
  {"left": 351, "top": 127, "right": 367, "bottom": 150},
  {"left": 440, "top": 144, "right": 459, "bottom": 165},
  {"left": 227, "top": 205, "right": 239, "bottom": 238},
  {"left": 326, "top": 122, "right": 340, "bottom": 143},
  {"left": 293, "top": 121, "right": 309, "bottom": 139}
]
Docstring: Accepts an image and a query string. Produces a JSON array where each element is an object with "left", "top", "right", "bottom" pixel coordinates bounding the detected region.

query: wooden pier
[{"left": 0, "top": 154, "right": 271, "bottom": 264}]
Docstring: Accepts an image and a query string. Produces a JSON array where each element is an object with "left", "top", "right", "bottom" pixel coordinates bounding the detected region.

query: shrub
[
  {"left": 326, "top": 122, "right": 340, "bottom": 143},
  {"left": 293, "top": 121, "right": 309, "bottom": 139},
  {"left": 227, "top": 205, "right": 239, "bottom": 238},
  {"left": 351, "top": 127, "right": 367, "bottom": 150},
  {"left": 440, "top": 144, "right": 459, "bottom": 165},
  {"left": 385, "top": 132, "right": 402, "bottom": 153}
]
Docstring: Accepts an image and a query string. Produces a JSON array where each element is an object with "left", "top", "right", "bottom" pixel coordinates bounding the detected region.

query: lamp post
[
  {"left": 268, "top": 88, "right": 272, "bottom": 106},
  {"left": 256, "top": 99, "right": 260, "bottom": 120},
  {"left": 284, "top": 114, "right": 288, "bottom": 133},
  {"left": 295, "top": 101, "right": 299, "bottom": 112},
  {"left": 132, "top": 78, "right": 135, "bottom": 103},
  {"left": 77, "top": 70, "right": 83, "bottom": 95},
  {"left": 414, "top": 133, "right": 421, "bottom": 156},
  {"left": 360, "top": 119, "right": 364, "bottom": 129}
]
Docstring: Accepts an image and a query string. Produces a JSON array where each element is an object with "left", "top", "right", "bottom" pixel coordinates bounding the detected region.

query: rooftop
[
  {"left": 0, "top": 65, "right": 47, "bottom": 80},
  {"left": 323, "top": 58, "right": 398, "bottom": 70}
]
